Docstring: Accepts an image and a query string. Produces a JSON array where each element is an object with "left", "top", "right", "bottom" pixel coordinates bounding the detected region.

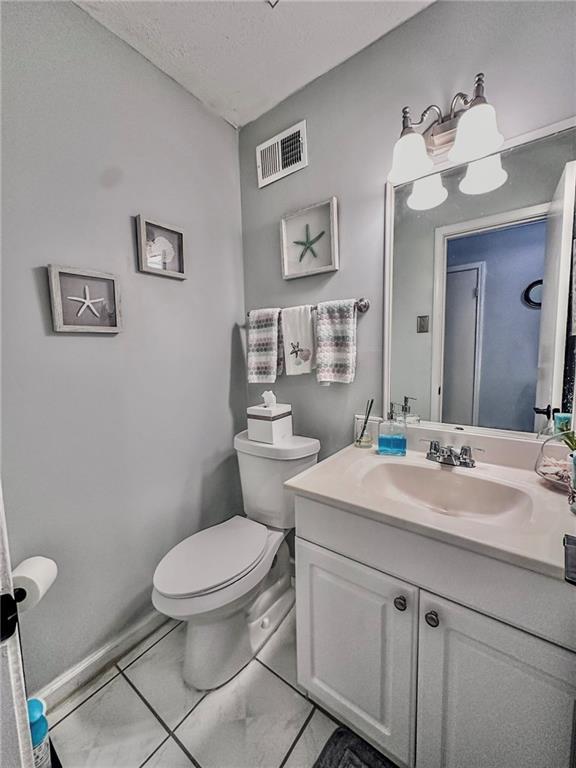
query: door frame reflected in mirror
[
  {"left": 430, "top": 203, "right": 550, "bottom": 425},
  {"left": 383, "top": 115, "right": 576, "bottom": 441}
]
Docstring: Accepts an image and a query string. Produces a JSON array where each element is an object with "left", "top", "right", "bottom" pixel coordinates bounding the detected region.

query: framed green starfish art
[{"left": 280, "top": 197, "right": 339, "bottom": 280}]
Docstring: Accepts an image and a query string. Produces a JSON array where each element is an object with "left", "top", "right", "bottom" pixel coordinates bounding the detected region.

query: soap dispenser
[
  {"left": 401, "top": 396, "right": 420, "bottom": 425},
  {"left": 378, "top": 403, "right": 407, "bottom": 456}
]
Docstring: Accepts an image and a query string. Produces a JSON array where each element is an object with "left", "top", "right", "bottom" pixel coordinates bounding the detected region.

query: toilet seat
[{"left": 153, "top": 516, "right": 268, "bottom": 599}]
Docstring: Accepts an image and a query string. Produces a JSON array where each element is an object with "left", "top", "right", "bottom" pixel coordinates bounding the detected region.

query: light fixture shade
[
  {"left": 448, "top": 103, "right": 504, "bottom": 163},
  {"left": 407, "top": 174, "right": 448, "bottom": 211},
  {"left": 388, "top": 131, "right": 433, "bottom": 184},
  {"left": 459, "top": 153, "right": 508, "bottom": 195}
]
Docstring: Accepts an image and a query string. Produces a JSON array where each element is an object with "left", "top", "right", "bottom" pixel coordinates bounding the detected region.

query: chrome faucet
[{"left": 421, "top": 440, "right": 482, "bottom": 468}]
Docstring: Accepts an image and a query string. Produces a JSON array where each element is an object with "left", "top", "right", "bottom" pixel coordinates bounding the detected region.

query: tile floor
[{"left": 49, "top": 608, "right": 340, "bottom": 768}]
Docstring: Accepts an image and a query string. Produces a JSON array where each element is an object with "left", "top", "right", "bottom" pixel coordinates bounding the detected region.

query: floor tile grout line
[
  {"left": 138, "top": 734, "right": 172, "bottom": 768},
  {"left": 119, "top": 620, "right": 183, "bottom": 672},
  {"left": 278, "top": 706, "right": 317, "bottom": 768},
  {"left": 48, "top": 666, "right": 122, "bottom": 731},
  {"left": 310, "top": 699, "right": 345, "bottom": 729},
  {"left": 49, "top": 621, "right": 181, "bottom": 731},
  {"left": 119, "top": 668, "right": 174, "bottom": 734},
  {"left": 119, "top": 669, "right": 204, "bottom": 768},
  {"left": 171, "top": 731, "right": 204, "bottom": 768},
  {"left": 255, "top": 657, "right": 309, "bottom": 701},
  {"left": 171, "top": 693, "right": 208, "bottom": 732}
]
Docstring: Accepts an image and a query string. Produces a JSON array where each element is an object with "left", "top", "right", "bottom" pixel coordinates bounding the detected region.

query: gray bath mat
[{"left": 313, "top": 727, "right": 399, "bottom": 768}]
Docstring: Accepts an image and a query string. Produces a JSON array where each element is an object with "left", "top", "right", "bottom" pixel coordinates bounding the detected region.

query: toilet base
[{"left": 182, "top": 542, "right": 294, "bottom": 690}]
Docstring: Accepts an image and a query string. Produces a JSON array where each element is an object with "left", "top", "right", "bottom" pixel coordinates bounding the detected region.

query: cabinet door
[
  {"left": 296, "top": 539, "right": 418, "bottom": 767},
  {"left": 417, "top": 592, "right": 576, "bottom": 768}
]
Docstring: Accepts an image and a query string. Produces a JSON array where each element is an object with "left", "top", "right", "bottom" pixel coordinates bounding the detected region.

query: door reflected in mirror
[{"left": 389, "top": 127, "right": 576, "bottom": 434}]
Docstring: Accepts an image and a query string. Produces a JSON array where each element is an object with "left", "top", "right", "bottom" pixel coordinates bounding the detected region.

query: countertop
[{"left": 286, "top": 445, "right": 576, "bottom": 580}]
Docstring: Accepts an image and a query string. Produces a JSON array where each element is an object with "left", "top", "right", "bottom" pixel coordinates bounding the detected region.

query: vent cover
[{"left": 256, "top": 120, "right": 308, "bottom": 188}]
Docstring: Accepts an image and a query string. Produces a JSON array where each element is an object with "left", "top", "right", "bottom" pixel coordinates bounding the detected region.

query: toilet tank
[{"left": 234, "top": 430, "right": 320, "bottom": 529}]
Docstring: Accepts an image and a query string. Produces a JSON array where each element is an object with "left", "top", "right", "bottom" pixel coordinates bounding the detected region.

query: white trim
[
  {"left": 549, "top": 161, "right": 576, "bottom": 421},
  {"left": 382, "top": 182, "right": 395, "bottom": 416},
  {"left": 444, "top": 261, "right": 486, "bottom": 426},
  {"left": 430, "top": 203, "right": 550, "bottom": 422},
  {"left": 32, "top": 609, "right": 167, "bottom": 711}
]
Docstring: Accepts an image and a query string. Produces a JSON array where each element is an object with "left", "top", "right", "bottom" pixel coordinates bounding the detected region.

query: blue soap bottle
[
  {"left": 28, "top": 698, "right": 52, "bottom": 768},
  {"left": 378, "top": 403, "right": 407, "bottom": 456}
]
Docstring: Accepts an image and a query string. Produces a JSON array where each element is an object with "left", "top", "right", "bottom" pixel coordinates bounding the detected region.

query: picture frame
[
  {"left": 136, "top": 215, "right": 185, "bottom": 280},
  {"left": 48, "top": 265, "right": 122, "bottom": 334},
  {"left": 280, "top": 197, "right": 339, "bottom": 280}
]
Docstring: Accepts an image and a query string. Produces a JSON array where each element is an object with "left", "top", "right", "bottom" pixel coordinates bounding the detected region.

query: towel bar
[{"left": 247, "top": 298, "right": 370, "bottom": 316}]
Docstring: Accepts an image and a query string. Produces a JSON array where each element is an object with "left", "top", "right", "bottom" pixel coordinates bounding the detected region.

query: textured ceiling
[{"left": 76, "top": 1, "right": 434, "bottom": 127}]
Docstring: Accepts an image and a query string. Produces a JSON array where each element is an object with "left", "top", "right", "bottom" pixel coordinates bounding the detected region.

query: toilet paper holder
[
  {"left": 0, "top": 588, "right": 28, "bottom": 642},
  {"left": 14, "top": 586, "right": 27, "bottom": 604}
]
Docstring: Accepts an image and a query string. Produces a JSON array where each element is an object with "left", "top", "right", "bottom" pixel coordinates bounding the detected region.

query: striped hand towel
[
  {"left": 316, "top": 299, "right": 357, "bottom": 384},
  {"left": 247, "top": 308, "right": 284, "bottom": 383}
]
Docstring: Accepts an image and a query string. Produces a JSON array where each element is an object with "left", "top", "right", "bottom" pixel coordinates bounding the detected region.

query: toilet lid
[{"left": 153, "top": 516, "right": 269, "bottom": 599}]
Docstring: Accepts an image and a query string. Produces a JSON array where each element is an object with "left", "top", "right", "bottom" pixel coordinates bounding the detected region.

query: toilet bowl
[{"left": 152, "top": 430, "right": 320, "bottom": 690}]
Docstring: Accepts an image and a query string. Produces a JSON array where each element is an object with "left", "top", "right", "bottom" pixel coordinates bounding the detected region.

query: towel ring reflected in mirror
[{"left": 522, "top": 279, "right": 543, "bottom": 309}]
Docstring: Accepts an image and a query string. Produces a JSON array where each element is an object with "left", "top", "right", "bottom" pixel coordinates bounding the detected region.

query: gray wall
[
  {"left": 2, "top": 2, "right": 245, "bottom": 691},
  {"left": 239, "top": 1, "right": 576, "bottom": 458}
]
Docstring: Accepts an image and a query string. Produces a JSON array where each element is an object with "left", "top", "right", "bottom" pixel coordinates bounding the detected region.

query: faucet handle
[
  {"left": 420, "top": 438, "right": 440, "bottom": 458},
  {"left": 459, "top": 445, "right": 485, "bottom": 468}
]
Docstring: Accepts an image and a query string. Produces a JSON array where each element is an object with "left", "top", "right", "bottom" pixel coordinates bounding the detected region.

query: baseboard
[{"left": 32, "top": 609, "right": 168, "bottom": 711}]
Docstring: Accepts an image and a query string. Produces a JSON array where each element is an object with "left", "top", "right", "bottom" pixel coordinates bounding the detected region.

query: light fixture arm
[
  {"left": 400, "top": 104, "right": 443, "bottom": 136},
  {"left": 450, "top": 73, "right": 487, "bottom": 117}
]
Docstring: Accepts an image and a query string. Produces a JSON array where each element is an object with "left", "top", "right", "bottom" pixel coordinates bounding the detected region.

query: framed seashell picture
[{"left": 136, "top": 215, "right": 185, "bottom": 280}]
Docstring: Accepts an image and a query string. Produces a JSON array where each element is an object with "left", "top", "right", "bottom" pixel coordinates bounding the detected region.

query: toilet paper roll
[{"left": 12, "top": 556, "right": 58, "bottom": 613}]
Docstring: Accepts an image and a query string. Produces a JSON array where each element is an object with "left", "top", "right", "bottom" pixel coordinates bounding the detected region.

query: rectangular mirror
[{"left": 386, "top": 125, "right": 576, "bottom": 435}]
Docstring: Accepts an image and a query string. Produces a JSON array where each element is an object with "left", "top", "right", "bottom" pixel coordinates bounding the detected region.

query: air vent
[{"left": 256, "top": 120, "right": 308, "bottom": 188}]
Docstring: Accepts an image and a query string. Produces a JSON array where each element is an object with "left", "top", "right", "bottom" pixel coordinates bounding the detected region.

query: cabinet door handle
[
  {"left": 425, "top": 610, "right": 440, "bottom": 628},
  {"left": 393, "top": 595, "right": 407, "bottom": 611}
]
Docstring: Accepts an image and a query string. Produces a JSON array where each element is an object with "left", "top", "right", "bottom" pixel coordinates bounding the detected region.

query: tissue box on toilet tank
[{"left": 247, "top": 403, "right": 293, "bottom": 444}]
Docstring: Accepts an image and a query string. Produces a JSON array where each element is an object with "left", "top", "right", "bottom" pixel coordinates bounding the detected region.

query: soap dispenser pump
[
  {"left": 401, "top": 395, "right": 420, "bottom": 425},
  {"left": 378, "top": 402, "right": 407, "bottom": 456}
]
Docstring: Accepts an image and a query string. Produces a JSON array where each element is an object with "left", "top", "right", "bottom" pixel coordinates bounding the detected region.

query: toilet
[{"left": 152, "top": 429, "right": 320, "bottom": 690}]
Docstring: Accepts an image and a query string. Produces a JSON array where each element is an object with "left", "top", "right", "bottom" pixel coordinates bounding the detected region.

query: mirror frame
[{"left": 383, "top": 115, "right": 576, "bottom": 440}]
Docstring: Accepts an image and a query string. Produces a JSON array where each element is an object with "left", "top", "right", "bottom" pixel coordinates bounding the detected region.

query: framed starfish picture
[
  {"left": 280, "top": 197, "right": 339, "bottom": 280},
  {"left": 48, "top": 265, "right": 122, "bottom": 333}
]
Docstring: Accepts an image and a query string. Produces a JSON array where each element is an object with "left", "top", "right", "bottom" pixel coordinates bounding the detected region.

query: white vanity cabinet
[
  {"left": 296, "top": 511, "right": 576, "bottom": 768},
  {"left": 296, "top": 540, "right": 418, "bottom": 768},
  {"left": 417, "top": 592, "right": 576, "bottom": 768}
]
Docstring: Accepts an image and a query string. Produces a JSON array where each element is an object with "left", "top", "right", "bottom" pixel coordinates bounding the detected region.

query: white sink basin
[
  {"left": 286, "top": 446, "right": 574, "bottom": 578},
  {"left": 361, "top": 462, "right": 533, "bottom": 527}
]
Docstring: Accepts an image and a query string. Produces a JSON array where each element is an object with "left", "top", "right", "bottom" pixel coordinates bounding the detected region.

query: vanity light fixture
[
  {"left": 447, "top": 74, "right": 503, "bottom": 163},
  {"left": 388, "top": 73, "right": 507, "bottom": 201},
  {"left": 388, "top": 119, "right": 433, "bottom": 185}
]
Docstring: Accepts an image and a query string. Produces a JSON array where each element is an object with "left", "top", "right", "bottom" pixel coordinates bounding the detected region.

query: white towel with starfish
[{"left": 282, "top": 305, "right": 316, "bottom": 375}]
